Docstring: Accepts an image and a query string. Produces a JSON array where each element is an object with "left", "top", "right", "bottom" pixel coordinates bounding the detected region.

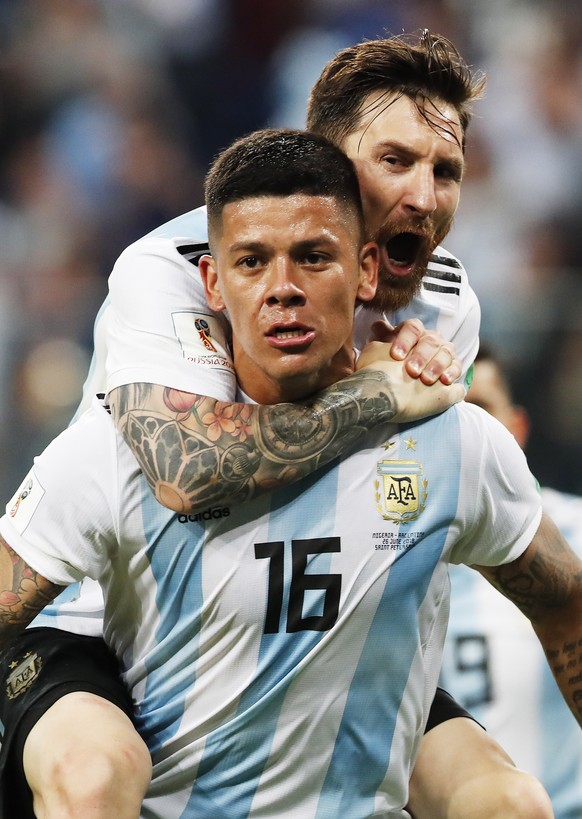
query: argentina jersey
[
  {"left": 1, "top": 398, "right": 541, "bottom": 817},
  {"left": 107, "top": 403, "right": 539, "bottom": 818},
  {"left": 130, "top": 420, "right": 459, "bottom": 818}
]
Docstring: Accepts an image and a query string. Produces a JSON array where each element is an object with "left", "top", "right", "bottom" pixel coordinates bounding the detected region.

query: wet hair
[
  {"left": 204, "top": 128, "right": 365, "bottom": 244},
  {"left": 307, "top": 30, "right": 486, "bottom": 152}
]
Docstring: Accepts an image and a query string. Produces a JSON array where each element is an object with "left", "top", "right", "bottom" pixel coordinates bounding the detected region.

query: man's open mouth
[{"left": 385, "top": 232, "right": 423, "bottom": 271}]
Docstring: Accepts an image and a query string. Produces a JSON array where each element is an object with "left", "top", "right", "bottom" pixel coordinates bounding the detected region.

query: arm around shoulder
[{"left": 109, "top": 364, "right": 464, "bottom": 515}]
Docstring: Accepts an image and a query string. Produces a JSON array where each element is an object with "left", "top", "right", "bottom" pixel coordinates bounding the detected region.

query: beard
[{"left": 365, "top": 215, "right": 452, "bottom": 313}]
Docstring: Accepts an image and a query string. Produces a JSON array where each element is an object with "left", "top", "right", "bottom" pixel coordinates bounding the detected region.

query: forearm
[
  {"left": 478, "top": 512, "right": 582, "bottom": 727},
  {"left": 533, "top": 599, "right": 582, "bottom": 727},
  {"left": 109, "top": 370, "right": 398, "bottom": 514},
  {"left": 0, "top": 534, "right": 64, "bottom": 651}
]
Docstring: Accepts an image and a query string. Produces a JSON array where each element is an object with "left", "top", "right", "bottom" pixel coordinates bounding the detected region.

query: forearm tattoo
[
  {"left": 110, "top": 371, "right": 398, "bottom": 513},
  {"left": 0, "top": 535, "right": 63, "bottom": 649},
  {"left": 482, "top": 517, "right": 582, "bottom": 725}
]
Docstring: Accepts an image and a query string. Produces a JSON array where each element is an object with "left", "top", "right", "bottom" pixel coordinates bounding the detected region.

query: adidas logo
[{"left": 177, "top": 507, "right": 230, "bottom": 524}]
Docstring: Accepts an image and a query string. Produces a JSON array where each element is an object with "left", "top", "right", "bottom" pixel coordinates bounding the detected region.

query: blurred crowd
[{"left": 0, "top": 0, "right": 581, "bottom": 500}]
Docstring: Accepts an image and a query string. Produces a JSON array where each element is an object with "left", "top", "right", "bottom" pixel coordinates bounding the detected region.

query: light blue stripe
[
  {"left": 317, "top": 414, "right": 462, "bottom": 818},
  {"left": 183, "top": 464, "right": 340, "bottom": 818},
  {"left": 392, "top": 299, "right": 439, "bottom": 332},
  {"left": 138, "top": 476, "right": 205, "bottom": 754},
  {"left": 540, "top": 653, "right": 582, "bottom": 817},
  {"left": 29, "top": 582, "right": 83, "bottom": 625}
]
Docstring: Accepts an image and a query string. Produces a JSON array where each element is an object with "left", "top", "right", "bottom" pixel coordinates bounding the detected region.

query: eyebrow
[
  {"left": 375, "top": 139, "right": 465, "bottom": 176},
  {"left": 228, "top": 234, "right": 339, "bottom": 255},
  {"left": 227, "top": 240, "right": 268, "bottom": 255}
]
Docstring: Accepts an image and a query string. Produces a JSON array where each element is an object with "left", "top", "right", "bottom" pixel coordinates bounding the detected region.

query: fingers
[
  {"left": 354, "top": 341, "right": 466, "bottom": 422},
  {"left": 367, "top": 320, "right": 396, "bottom": 344},
  {"left": 387, "top": 318, "right": 424, "bottom": 359},
  {"left": 389, "top": 319, "right": 462, "bottom": 385},
  {"left": 408, "top": 340, "right": 461, "bottom": 386}
]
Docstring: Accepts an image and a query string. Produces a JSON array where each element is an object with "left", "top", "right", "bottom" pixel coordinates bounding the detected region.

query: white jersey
[
  {"left": 2, "top": 398, "right": 540, "bottom": 818},
  {"left": 36, "top": 206, "right": 481, "bottom": 636},
  {"left": 440, "top": 487, "right": 582, "bottom": 818}
]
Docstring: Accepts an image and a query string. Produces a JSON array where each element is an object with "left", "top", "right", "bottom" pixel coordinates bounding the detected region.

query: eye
[
  {"left": 435, "top": 162, "right": 463, "bottom": 182},
  {"left": 382, "top": 154, "right": 406, "bottom": 169},
  {"left": 239, "top": 255, "right": 262, "bottom": 269},
  {"left": 303, "top": 251, "right": 328, "bottom": 265}
]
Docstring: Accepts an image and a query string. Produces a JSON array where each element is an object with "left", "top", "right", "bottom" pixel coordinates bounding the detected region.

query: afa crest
[
  {"left": 375, "top": 460, "right": 427, "bottom": 523},
  {"left": 6, "top": 651, "right": 43, "bottom": 699}
]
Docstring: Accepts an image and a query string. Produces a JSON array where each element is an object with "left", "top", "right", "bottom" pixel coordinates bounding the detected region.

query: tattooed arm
[
  {"left": 109, "top": 350, "right": 464, "bottom": 514},
  {"left": 477, "top": 511, "right": 582, "bottom": 728},
  {"left": 0, "top": 533, "right": 64, "bottom": 651}
]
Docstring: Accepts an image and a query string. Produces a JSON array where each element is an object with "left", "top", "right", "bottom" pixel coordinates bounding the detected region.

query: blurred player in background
[{"left": 440, "top": 343, "right": 582, "bottom": 817}]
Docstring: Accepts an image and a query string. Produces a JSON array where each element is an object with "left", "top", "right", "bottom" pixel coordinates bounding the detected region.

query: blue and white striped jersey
[
  {"left": 440, "top": 487, "right": 582, "bottom": 818},
  {"left": 33, "top": 206, "right": 481, "bottom": 636},
  {"left": 2, "top": 397, "right": 540, "bottom": 818}
]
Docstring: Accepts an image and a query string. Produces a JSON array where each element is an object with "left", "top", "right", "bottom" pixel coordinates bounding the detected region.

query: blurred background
[{"left": 0, "top": 0, "right": 581, "bottom": 500}]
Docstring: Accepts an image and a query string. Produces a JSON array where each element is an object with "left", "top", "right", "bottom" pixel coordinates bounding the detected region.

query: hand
[
  {"left": 368, "top": 319, "right": 461, "bottom": 385},
  {"left": 356, "top": 337, "right": 466, "bottom": 422}
]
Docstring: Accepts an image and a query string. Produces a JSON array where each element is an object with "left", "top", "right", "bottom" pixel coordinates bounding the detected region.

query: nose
[
  {"left": 402, "top": 165, "right": 437, "bottom": 218},
  {"left": 265, "top": 258, "right": 306, "bottom": 307}
]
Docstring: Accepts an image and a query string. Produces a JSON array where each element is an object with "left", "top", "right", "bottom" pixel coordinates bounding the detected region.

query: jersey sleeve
[
  {"left": 0, "top": 404, "right": 118, "bottom": 586},
  {"left": 450, "top": 404, "right": 542, "bottom": 567},
  {"left": 104, "top": 234, "right": 236, "bottom": 401}
]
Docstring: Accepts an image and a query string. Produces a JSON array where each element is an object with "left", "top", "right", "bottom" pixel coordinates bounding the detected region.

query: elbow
[{"left": 152, "top": 481, "right": 192, "bottom": 514}]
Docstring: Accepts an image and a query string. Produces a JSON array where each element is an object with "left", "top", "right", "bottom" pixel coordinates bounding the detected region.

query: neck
[{"left": 236, "top": 348, "right": 356, "bottom": 405}]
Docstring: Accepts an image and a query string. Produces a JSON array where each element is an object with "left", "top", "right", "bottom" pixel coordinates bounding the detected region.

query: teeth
[{"left": 275, "top": 330, "right": 304, "bottom": 339}]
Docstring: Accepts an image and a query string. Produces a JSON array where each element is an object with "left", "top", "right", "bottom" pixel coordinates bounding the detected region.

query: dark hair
[
  {"left": 204, "top": 128, "right": 365, "bottom": 241},
  {"left": 307, "top": 30, "right": 486, "bottom": 152}
]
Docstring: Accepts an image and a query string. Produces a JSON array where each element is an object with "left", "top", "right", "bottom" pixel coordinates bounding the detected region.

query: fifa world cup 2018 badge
[
  {"left": 195, "top": 317, "right": 218, "bottom": 352},
  {"left": 10, "top": 479, "right": 33, "bottom": 517},
  {"left": 375, "top": 460, "right": 427, "bottom": 523}
]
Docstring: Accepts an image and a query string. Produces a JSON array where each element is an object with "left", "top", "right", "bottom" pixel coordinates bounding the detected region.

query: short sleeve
[
  {"left": 450, "top": 404, "right": 542, "bottom": 567},
  {"left": 0, "top": 405, "right": 118, "bottom": 585},
  {"left": 104, "top": 236, "right": 235, "bottom": 401}
]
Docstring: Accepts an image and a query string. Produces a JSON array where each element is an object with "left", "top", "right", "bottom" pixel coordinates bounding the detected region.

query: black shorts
[
  {"left": 0, "top": 627, "right": 135, "bottom": 819},
  {"left": 426, "top": 686, "right": 482, "bottom": 733}
]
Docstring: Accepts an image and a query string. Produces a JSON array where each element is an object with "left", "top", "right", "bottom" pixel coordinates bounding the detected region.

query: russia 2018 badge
[{"left": 7, "top": 468, "right": 45, "bottom": 533}]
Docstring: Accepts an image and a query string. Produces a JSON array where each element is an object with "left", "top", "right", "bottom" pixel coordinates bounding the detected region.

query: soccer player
[
  {"left": 438, "top": 344, "right": 582, "bottom": 817},
  {"left": 0, "top": 128, "right": 569, "bottom": 818},
  {"left": 0, "top": 32, "right": 550, "bottom": 819}
]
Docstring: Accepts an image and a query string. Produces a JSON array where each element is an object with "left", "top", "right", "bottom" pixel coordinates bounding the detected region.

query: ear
[
  {"left": 198, "top": 254, "right": 226, "bottom": 312},
  {"left": 356, "top": 242, "right": 379, "bottom": 304}
]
